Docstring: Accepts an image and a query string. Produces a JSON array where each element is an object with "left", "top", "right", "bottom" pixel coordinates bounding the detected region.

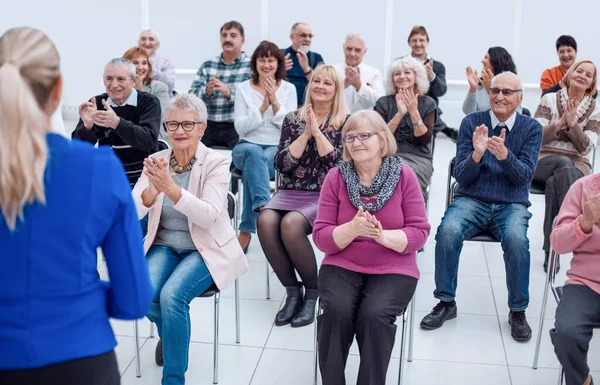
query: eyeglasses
[
  {"left": 296, "top": 33, "right": 314, "bottom": 39},
  {"left": 164, "top": 121, "right": 202, "bottom": 132},
  {"left": 490, "top": 88, "right": 522, "bottom": 96},
  {"left": 342, "top": 132, "right": 380, "bottom": 143}
]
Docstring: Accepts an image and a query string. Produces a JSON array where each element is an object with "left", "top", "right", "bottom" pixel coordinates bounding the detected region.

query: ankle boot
[
  {"left": 275, "top": 286, "right": 304, "bottom": 326},
  {"left": 543, "top": 251, "right": 560, "bottom": 273},
  {"left": 291, "top": 288, "right": 318, "bottom": 328}
]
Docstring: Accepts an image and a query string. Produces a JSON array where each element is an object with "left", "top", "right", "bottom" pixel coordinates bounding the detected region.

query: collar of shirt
[
  {"left": 412, "top": 55, "right": 431, "bottom": 65},
  {"left": 107, "top": 88, "right": 138, "bottom": 107},
  {"left": 490, "top": 110, "right": 517, "bottom": 131},
  {"left": 220, "top": 52, "right": 247, "bottom": 65}
]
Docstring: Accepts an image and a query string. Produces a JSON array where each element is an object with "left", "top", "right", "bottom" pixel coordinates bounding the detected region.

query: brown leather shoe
[{"left": 155, "top": 339, "right": 164, "bottom": 367}]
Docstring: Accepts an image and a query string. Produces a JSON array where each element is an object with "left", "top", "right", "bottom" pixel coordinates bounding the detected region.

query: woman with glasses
[
  {"left": 232, "top": 41, "right": 297, "bottom": 253},
  {"left": 131, "top": 94, "right": 248, "bottom": 385},
  {"left": 258, "top": 64, "right": 347, "bottom": 328},
  {"left": 463, "top": 46, "right": 523, "bottom": 115},
  {"left": 313, "top": 110, "right": 430, "bottom": 385},
  {"left": 533, "top": 60, "right": 600, "bottom": 273},
  {"left": 374, "top": 56, "right": 437, "bottom": 201}
]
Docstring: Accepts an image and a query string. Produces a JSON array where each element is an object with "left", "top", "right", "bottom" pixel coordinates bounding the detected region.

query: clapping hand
[
  {"left": 564, "top": 98, "right": 579, "bottom": 128},
  {"left": 94, "top": 100, "right": 120, "bottom": 129},
  {"left": 350, "top": 207, "right": 380, "bottom": 238},
  {"left": 395, "top": 92, "right": 408, "bottom": 117},
  {"left": 345, "top": 66, "right": 361, "bottom": 90},
  {"left": 78, "top": 96, "right": 98, "bottom": 129},
  {"left": 487, "top": 128, "right": 508, "bottom": 161},
  {"left": 399, "top": 89, "right": 419, "bottom": 114},
  {"left": 466, "top": 66, "right": 480, "bottom": 92},
  {"left": 305, "top": 103, "right": 322, "bottom": 138},
  {"left": 212, "top": 77, "right": 232, "bottom": 98},
  {"left": 425, "top": 59, "right": 435, "bottom": 81},
  {"left": 143, "top": 157, "right": 168, "bottom": 198},
  {"left": 296, "top": 49, "right": 310, "bottom": 73},
  {"left": 362, "top": 210, "right": 388, "bottom": 244},
  {"left": 481, "top": 68, "right": 494, "bottom": 93},
  {"left": 580, "top": 189, "right": 600, "bottom": 233},
  {"left": 133, "top": 76, "right": 144, "bottom": 91},
  {"left": 143, "top": 157, "right": 176, "bottom": 195},
  {"left": 472, "top": 124, "right": 489, "bottom": 157},
  {"left": 284, "top": 53, "right": 293, "bottom": 71}
]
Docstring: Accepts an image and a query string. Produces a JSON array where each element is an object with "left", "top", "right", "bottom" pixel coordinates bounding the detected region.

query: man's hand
[
  {"left": 487, "top": 128, "right": 508, "bottom": 161},
  {"left": 78, "top": 96, "right": 98, "bottom": 129},
  {"left": 206, "top": 76, "right": 217, "bottom": 96},
  {"left": 472, "top": 124, "right": 489, "bottom": 163},
  {"left": 94, "top": 100, "right": 120, "bottom": 129},
  {"left": 284, "top": 53, "right": 293, "bottom": 71},
  {"left": 345, "top": 66, "right": 361, "bottom": 91},
  {"left": 296, "top": 49, "right": 310, "bottom": 73},
  {"left": 425, "top": 59, "right": 435, "bottom": 81},
  {"left": 212, "top": 77, "right": 232, "bottom": 99}
]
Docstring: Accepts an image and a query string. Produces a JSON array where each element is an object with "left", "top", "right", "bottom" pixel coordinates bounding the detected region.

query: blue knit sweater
[{"left": 454, "top": 111, "right": 543, "bottom": 206}]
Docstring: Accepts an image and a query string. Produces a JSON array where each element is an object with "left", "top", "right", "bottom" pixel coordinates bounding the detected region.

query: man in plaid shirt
[{"left": 189, "top": 21, "right": 251, "bottom": 149}]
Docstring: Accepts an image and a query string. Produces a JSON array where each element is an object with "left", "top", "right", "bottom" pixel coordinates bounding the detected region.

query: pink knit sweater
[
  {"left": 312, "top": 165, "right": 430, "bottom": 279},
  {"left": 550, "top": 174, "right": 600, "bottom": 294}
]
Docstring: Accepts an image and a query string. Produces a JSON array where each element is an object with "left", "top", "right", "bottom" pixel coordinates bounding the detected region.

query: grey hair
[
  {"left": 140, "top": 28, "right": 160, "bottom": 42},
  {"left": 106, "top": 58, "right": 136, "bottom": 79},
  {"left": 163, "top": 94, "right": 207, "bottom": 123},
  {"left": 344, "top": 33, "right": 366, "bottom": 48},
  {"left": 385, "top": 56, "right": 430, "bottom": 96},
  {"left": 291, "top": 22, "right": 308, "bottom": 34},
  {"left": 491, "top": 71, "right": 523, "bottom": 90}
]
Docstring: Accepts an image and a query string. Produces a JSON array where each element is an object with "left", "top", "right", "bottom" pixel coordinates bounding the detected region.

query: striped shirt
[{"left": 189, "top": 53, "right": 251, "bottom": 123}]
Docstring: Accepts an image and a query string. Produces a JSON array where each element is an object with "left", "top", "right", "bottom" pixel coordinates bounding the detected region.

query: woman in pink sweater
[
  {"left": 313, "top": 110, "right": 430, "bottom": 385},
  {"left": 549, "top": 173, "right": 600, "bottom": 385}
]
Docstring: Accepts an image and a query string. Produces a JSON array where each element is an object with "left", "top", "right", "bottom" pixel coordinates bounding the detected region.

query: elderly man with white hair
[
  {"left": 420, "top": 72, "right": 543, "bottom": 342},
  {"left": 139, "top": 29, "right": 176, "bottom": 95},
  {"left": 333, "top": 33, "right": 384, "bottom": 113},
  {"left": 72, "top": 58, "right": 162, "bottom": 187}
]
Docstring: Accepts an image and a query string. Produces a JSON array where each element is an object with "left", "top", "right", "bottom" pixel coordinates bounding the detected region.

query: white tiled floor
[{"left": 102, "top": 135, "right": 600, "bottom": 385}]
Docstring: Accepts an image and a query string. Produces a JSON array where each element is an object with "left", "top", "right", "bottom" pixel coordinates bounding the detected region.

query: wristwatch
[{"left": 412, "top": 119, "right": 423, "bottom": 127}]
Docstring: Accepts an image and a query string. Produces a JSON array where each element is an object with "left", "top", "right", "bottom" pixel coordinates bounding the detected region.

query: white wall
[{"left": 2, "top": 0, "right": 600, "bottom": 129}]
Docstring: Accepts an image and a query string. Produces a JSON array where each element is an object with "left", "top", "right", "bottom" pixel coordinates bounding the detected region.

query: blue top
[
  {"left": 0, "top": 134, "right": 154, "bottom": 370},
  {"left": 282, "top": 46, "right": 324, "bottom": 105},
  {"left": 454, "top": 111, "right": 543, "bottom": 207}
]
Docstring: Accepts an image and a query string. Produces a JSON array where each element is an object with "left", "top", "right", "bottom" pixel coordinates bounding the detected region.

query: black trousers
[
  {"left": 533, "top": 156, "right": 583, "bottom": 251},
  {"left": 318, "top": 265, "right": 417, "bottom": 385},
  {"left": 0, "top": 350, "right": 119, "bottom": 385},
  {"left": 201, "top": 120, "right": 239, "bottom": 149},
  {"left": 550, "top": 284, "right": 600, "bottom": 385}
]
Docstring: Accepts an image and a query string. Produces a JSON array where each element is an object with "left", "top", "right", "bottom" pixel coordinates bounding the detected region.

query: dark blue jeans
[{"left": 434, "top": 197, "right": 532, "bottom": 312}]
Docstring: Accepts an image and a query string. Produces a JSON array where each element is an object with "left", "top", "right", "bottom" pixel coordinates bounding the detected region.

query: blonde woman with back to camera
[{"left": 0, "top": 27, "right": 153, "bottom": 385}]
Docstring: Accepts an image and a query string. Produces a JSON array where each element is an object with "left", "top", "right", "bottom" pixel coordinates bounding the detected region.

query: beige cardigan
[{"left": 132, "top": 143, "right": 248, "bottom": 290}]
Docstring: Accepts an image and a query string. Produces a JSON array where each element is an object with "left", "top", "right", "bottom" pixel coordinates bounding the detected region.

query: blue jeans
[
  {"left": 433, "top": 197, "right": 532, "bottom": 311},
  {"left": 145, "top": 245, "right": 214, "bottom": 385},
  {"left": 232, "top": 140, "right": 276, "bottom": 233}
]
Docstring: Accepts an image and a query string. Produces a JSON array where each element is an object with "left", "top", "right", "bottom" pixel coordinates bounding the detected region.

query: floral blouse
[{"left": 274, "top": 111, "right": 346, "bottom": 191}]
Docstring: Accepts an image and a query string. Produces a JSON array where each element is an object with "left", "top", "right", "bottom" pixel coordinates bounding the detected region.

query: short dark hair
[
  {"left": 487, "top": 46, "right": 517, "bottom": 74},
  {"left": 556, "top": 35, "right": 577, "bottom": 52},
  {"left": 250, "top": 41, "right": 287, "bottom": 84},
  {"left": 220, "top": 21, "right": 244, "bottom": 37},
  {"left": 408, "top": 26, "right": 429, "bottom": 42}
]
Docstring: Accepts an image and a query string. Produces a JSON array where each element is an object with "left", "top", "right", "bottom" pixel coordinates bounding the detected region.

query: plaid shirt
[{"left": 189, "top": 53, "right": 251, "bottom": 123}]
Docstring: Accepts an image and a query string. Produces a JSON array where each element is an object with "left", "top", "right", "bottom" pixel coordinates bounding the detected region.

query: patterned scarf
[{"left": 338, "top": 155, "right": 403, "bottom": 213}]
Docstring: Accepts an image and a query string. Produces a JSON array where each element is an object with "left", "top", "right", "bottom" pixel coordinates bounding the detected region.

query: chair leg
[
  {"left": 265, "top": 260, "right": 271, "bottom": 300},
  {"left": 213, "top": 292, "right": 220, "bottom": 384},
  {"left": 398, "top": 310, "right": 407, "bottom": 385},
  {"left": 558, "top": 366, "right": 564, "bottom": 385},
  {"left": 313, "top": 299, "right": 321, "bottom": 385},
  {"left": 533, "top": 260, "right": 552, "bottom": 369},
  {"left": 407, "top": 297, "right": 416, "bottom": 362},
  {"left": 149, "top": 322, "right": 155, "bottom": 338},
  {"left": 235, "top": 278, "right": 241, "bottom": 344},
  {"left": 134, "top": 320, "right": 141, "bottom": 378}
]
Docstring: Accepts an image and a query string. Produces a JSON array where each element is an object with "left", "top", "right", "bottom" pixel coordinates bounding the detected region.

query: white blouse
[{"left": 234, "top": 80, "right": 298, "bottom": 145}]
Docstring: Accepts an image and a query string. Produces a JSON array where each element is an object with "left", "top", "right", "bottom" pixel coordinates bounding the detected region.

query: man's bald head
[{"left": 489, "top": 71, "right": 523, "bottom": 121}]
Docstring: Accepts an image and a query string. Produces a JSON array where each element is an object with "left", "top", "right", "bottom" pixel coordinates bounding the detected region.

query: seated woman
[
  {"left": 540, "top": 35, "right": 577, "bottom": 96},
  {"left": 313, "top": 110, "right": 430, "bottom": 385},
  {"left": 257, "top": 64, "right": 348, "bottom": 328},
  {"left": 374, "top": 56, "right": 436, "bottom": 201},
  {"left": 533, "top": 60, "right": 600, "bottom": 272},
  {"left": 0, "top": 28, "right": 153, "bottom": 385},
  {"left": 132, "top": 94, "right": 248, "bottom": 385},
  {"left": 549, "top": 173, "right": 600, "bottom": 385},
  {"left": 123, "top": 46, "right": 170, "bottom": 140},
  {"left": 463, "top": 46, "right": 523, "bottom": 115},
  {"left": 233, "top": 41, "right": 297, "bottom": 252}
]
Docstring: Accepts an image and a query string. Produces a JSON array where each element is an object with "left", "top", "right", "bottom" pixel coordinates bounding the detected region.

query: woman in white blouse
[{"left": 233, "top": 41, "right": 297, "bottom": 251}]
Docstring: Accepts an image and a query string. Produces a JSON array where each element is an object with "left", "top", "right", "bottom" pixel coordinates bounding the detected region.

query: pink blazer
[{"left": 132, "top": 143, "right": 248, "bottom": 290}]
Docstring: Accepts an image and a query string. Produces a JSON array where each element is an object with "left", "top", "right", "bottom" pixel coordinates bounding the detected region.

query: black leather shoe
[
  {"left": 155, "top": 339, "right": 164, "bottom": 367},
  {"left": 509, "top": 311, "right": 532, "bottom": 342},
  {"left": 420, "top": 301, "right": 457, "bottom": 330},
  {"left": 543, "top": 250, "right": 560, "bottom": 274},
  {"left": 275, "top": 286, "right": 303, "bottom": 326},
  {"left": 291, "top": 295, "right": 317, "bottom": 328}
]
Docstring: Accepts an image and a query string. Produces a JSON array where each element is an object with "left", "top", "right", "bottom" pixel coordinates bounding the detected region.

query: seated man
[
  {"left": 333, "top": 33, "right": 384, "bottom": 113},
  {"left": 420, "top": 72, "right": 543, "bottom": 342},
  {"left": 283, "top": 22, "right": 324, "bottom": 106},
  {"left": 540, "top": 35, "right": 577, "bottom": 96},
  {"left": 72, "top": 58, "right": 161, "bottom": 187},
  {"left": 139, "top": 29, "right": 176, "bottom": 96},
  {"left": 189, "top": 20, "right": 251, "bottom": 149}
]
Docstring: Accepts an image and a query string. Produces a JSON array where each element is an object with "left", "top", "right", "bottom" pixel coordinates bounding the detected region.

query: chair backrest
[
  {"left": 226, "top": 191, "right": 238, "bottom": 233},
  {"left": 157, "top": 139, "right": 171, "bottom": 151},
  {"left": 446, "top": 157, "right": 457, "bottom": 210}
]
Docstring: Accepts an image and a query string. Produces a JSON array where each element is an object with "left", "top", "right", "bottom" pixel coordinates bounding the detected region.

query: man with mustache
[
  {"left": 189, "top": 20, "right": 251, "bottom": 149},
  {"left": 283, "top": 22, "right": 324, "bottom": 106},
  {"left": 72, "top": 58, "right": 162, "bottom": 187},
  {"left": 138, "top": 29, "right": 176, "bottom": 96}
]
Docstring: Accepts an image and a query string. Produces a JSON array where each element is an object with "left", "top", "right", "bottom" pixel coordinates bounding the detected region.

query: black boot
[
  {"left": 543, "top": 250, "right": 560, "bottom": 273},
  {"left": 291, "top": 288, "right": 318, "bottom": 328},
  {"left": 275, "top": 286, "right": 304, "bottom": 326}
]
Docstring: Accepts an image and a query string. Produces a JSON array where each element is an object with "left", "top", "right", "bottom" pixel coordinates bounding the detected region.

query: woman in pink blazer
[{"left": 132, "top": 94, "right": 248, "bottom": 385}]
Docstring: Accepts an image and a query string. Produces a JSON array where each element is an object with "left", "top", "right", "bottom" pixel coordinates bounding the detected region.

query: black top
[
  {"left": 426, "top": 59, "right": 448, "bottom": 107},
  {"left": 72, "top": 91, "right": 161, "bottom": 186}
]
